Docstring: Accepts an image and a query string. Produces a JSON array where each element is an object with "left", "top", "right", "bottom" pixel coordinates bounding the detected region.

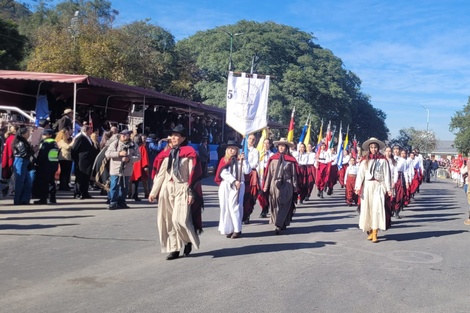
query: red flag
[{"left": 287, "top": 107, "right": 295, "bottom": 142}]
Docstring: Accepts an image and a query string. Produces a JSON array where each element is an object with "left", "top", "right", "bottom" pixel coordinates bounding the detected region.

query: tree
[
  {"left": 450, "top": 96, "right": 470, "bottom": 155},
  {"left": 176, "top": 20, "right": 389, "bottom": 141},
  {"left": 24, "top": 1, "right": 179, "bottom": 92},
  {"left": 389, "top": 127, "right": 437, "bottom": 153},
  {"left": 0, "top": 18, "right": 27, "bottom": 69}
]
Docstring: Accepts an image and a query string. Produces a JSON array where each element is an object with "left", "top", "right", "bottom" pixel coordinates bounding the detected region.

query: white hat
[
  {"left": 63, "top": 109, "right": 73, "bottom": 115},
  {"left": 362, "top": 137, "right": 386, "bottom": 151},
  {"left": 273, "top": 137, "right": 295, "bottom": 149}
]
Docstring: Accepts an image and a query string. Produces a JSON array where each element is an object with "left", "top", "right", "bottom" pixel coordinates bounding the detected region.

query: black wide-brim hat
[
  {"left": 220, "top": 139, "right": 242, "bottom": 149},
  {"left": 165, "top": 125, "right": 188, "bottom": 137}
]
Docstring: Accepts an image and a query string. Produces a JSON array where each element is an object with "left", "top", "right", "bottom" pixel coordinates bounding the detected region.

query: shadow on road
[
  {"left": 0, "top": 215, "right": 94, "bottom": 221},
  {"left": 0, "top": 223, "right": 79, "bottom": 230},
  {"left": 193, "top": 241, "right": 336, "bottom": 258},
  {"left": 384, "top": 230, "right": 468, "bottom": 242}
]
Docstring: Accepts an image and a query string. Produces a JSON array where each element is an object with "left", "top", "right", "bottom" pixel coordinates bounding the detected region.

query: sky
[{"left": 25, "top": 0, "right": 470, "bottom": 140}]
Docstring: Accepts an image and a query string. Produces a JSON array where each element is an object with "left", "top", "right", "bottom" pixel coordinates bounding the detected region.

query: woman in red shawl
[
  {"left": 2, "top": 126, "right": 17, "bottom": 180},
  {"left": 262, "top": 137, "right": 298, "bottom": 235},
  {"left": 129, "top": 134, "right": 149, "bottom": 201}
]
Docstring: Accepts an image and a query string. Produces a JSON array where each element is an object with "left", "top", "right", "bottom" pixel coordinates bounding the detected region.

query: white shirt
[
  {"left": 344, "top": 164, "right": 359, "bottom": 185},
  {"left": 316, "top": 150, "right": 330, "bottom": 165},
  {"left": 306, "top": 152, "right": 316, "bottom": 165},
  {"left": 297, "top": 152, "right": 308, "bottom": 165},
  {"left": 247, "top": 146, "right": 259, "bottom": 170},
  {"left": 330, "top": 153, "right": 338, "bottom": 165}
]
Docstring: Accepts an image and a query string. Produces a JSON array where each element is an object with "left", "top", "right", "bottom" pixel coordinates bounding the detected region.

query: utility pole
[
  {"left": 421, "top": 105, "right": 430, "bottom": 155},
  {"left": 222, "top": 31, "right": 243, "bottom": 71}
]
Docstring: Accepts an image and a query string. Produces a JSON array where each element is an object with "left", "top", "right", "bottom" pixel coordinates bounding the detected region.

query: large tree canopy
[
  {"left": 24, "top": 0, "right": 178, "bottom": 93},
  {"left": 0, "top": 18, "right": 27, "bottom": 69},
  {"left": 3, "top": 2, "right": 390, "bottom": 143},
  {"left": 176, "top": 20, "right": 389, "bottom": 142},
  {"left": 449, "top": 97, "right": 470, "bottom": 155}
]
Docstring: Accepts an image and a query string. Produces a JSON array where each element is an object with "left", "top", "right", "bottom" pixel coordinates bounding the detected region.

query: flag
[
  {"left": 226, "top": 72, "right": 270, "bottom": 135},
  {"left": 256, "top": 128, "right": 268, "bottom": 153},
  {"left": 241, "top": 135, "right": 249, "bottom": 159},
  {"left": 324, "top": 121, "right": 332, "bottom": 148},
  {"left": 336, "top": 124, "right": 344, "bottom": 169},
  {"left": 303, "top": 121, "right": 311, "bottom": 146},
  {"left": 287, "top": 107, "right": 295, "bottom": 143},
  {"left": 351, "top": 135, "right": 357, "bottom": 159},
  {"left": 298, "top": 115, "right": 309, "bottom": 143},
  {"left": 317, "top": 119, "right": 323, "bottom": 144},
  {"left": 329, "top": 125, "right": 336, "bottom": 149},
  {"left": 343, "top": 126, "right": 349, "bottom": 150}
]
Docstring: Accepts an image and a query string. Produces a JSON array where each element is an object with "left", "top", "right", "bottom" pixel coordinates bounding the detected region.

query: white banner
[{"left": 226, "top": 71, "right": 270, "bottom": 135}]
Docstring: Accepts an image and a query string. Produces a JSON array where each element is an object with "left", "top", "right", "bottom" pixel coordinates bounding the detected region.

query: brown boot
[
  {"left": 367, "top": 230, "right": 373, "bottom": 240},
  {"left": 372, "top": 229, "right": 378, "bottom": 243}
]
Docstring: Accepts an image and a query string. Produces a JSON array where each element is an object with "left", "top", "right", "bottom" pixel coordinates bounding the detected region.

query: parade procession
[
  {"left": 4, "top": 1, "right": 470, "bottom": 312},
  {"left": 0, "top": 69, "right": 438, "bottom": 262}
]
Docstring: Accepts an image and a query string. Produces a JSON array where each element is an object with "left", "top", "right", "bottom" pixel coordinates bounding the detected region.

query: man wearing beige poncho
[{"left": 149, "top": 126, "right": 203, "bottom": 260}]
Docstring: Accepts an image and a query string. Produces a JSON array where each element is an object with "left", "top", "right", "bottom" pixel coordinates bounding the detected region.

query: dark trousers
[
  {"left": 201, "top": 162, "right": 207, "bottom": 177},
  {"left": 36, "top": 170, "right": 56, "bottom": 201},
  {"left": 75, "top": 169, "right": 90, "bottom": 197},
  {"left": 59, "top": 160, "right": 72, "bottom": 190}
]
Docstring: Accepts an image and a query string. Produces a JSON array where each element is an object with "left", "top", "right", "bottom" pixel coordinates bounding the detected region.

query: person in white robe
[
  {"left": 354, "top": 137, "right": 392, "bottom": 243},
  {"left": 214, "top": 140, "right": 250, "bottom": 238}
]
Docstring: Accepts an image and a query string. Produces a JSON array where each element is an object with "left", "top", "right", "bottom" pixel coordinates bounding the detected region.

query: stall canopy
[{"left": 0, "top": 70, "right": 286, "bottom": 129}]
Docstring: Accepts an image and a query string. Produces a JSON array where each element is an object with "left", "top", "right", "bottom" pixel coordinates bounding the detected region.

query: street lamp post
[
  {"left": 222, "top": 31, "right": 243, "bottom": 71},
  {"left": 421, "top": 105, "right": 430, "bottom": 155}
]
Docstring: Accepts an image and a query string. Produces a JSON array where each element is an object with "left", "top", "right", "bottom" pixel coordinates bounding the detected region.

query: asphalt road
[{"left": 1, "top": 177, "right": 469, "bottom": 313}]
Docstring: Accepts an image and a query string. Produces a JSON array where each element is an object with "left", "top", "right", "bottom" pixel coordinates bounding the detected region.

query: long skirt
[
  {"left": 394, "top": 172, "right": 406, "bottom": 212},
  {"left": 306, "top": 165, "right": 316, "bottom": 197},
  {"left": 157, "top": 180, "right": 200, "bottom": 253},
  {"left": 218, "top": 181, "right": 244, "bottom": 235},
  {"left": 298, "top": 165, "right": 308, "bottom": 201},
  {"left": 359, "top": 180, "right": 388, "bottom": 231},
  {"left": 243, "top": 170, "right": 260, "bottom": 221},
  {"left": 338, "top": 164, "right": 348, "bottom": 187},
  {"left": 410, "top": 170, "right": 420, "bottom": 195},
  {"left": 269, "top": 183, "right": 294, "bottom": 229}
]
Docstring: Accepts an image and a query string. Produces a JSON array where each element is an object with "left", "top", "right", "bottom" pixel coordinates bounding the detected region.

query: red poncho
[
  {"left": 130, "top": 144, "right": 149, "bottom": 182},
  {"left": 154, "top": 146, "right": 204, "bottom": 233},
  {"left": 2, "top": 134, "right": 15, "bottom": 179}
]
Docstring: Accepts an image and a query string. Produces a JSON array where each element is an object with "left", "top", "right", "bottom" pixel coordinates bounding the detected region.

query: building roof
[{"left": 431, "top": 140, "right": 458, "bottom": 155}]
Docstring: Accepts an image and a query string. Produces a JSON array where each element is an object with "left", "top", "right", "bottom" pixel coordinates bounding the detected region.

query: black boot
[
  {"left": 183, "top": 243, "right": 192, "bottom": 256},
  {"left": 259, "top": 208, "right": 268, "bottom": 218},
  {"left": 166, "top": 251, "right": 180, "bottom": 260}
]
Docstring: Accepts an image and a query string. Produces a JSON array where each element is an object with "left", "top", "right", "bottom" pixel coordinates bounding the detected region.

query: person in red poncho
[
  {"left": 129, "top": 134, "right": 150, "bottom": 201},
  {"left": 2, "top": 126, "right": 17, "bottom": 181},
  {"left": 262, "top": 137, "right": 298, "bottom": 235},
  {"left": 214, "top": 140, "right": 250, "bottom": 238},
  {"left": 148, "top": 125, "right": 203, "bottom": 261}
]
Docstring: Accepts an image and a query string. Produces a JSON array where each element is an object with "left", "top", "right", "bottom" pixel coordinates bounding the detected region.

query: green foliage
[
  {"left": 3, "top": 3, "right": 390, "bottom": 140},
  {"left": 176, "top": 20, "right": 389, "bottom": 141},
  {"left": 450, "top": 97, "right": 470, "bottom": 155},
  {"left": 389, "top": 127, "right": 437, "bottom": 154},
  {"left": 0, "top": 18, "right": 27, "bottom": 69}
]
